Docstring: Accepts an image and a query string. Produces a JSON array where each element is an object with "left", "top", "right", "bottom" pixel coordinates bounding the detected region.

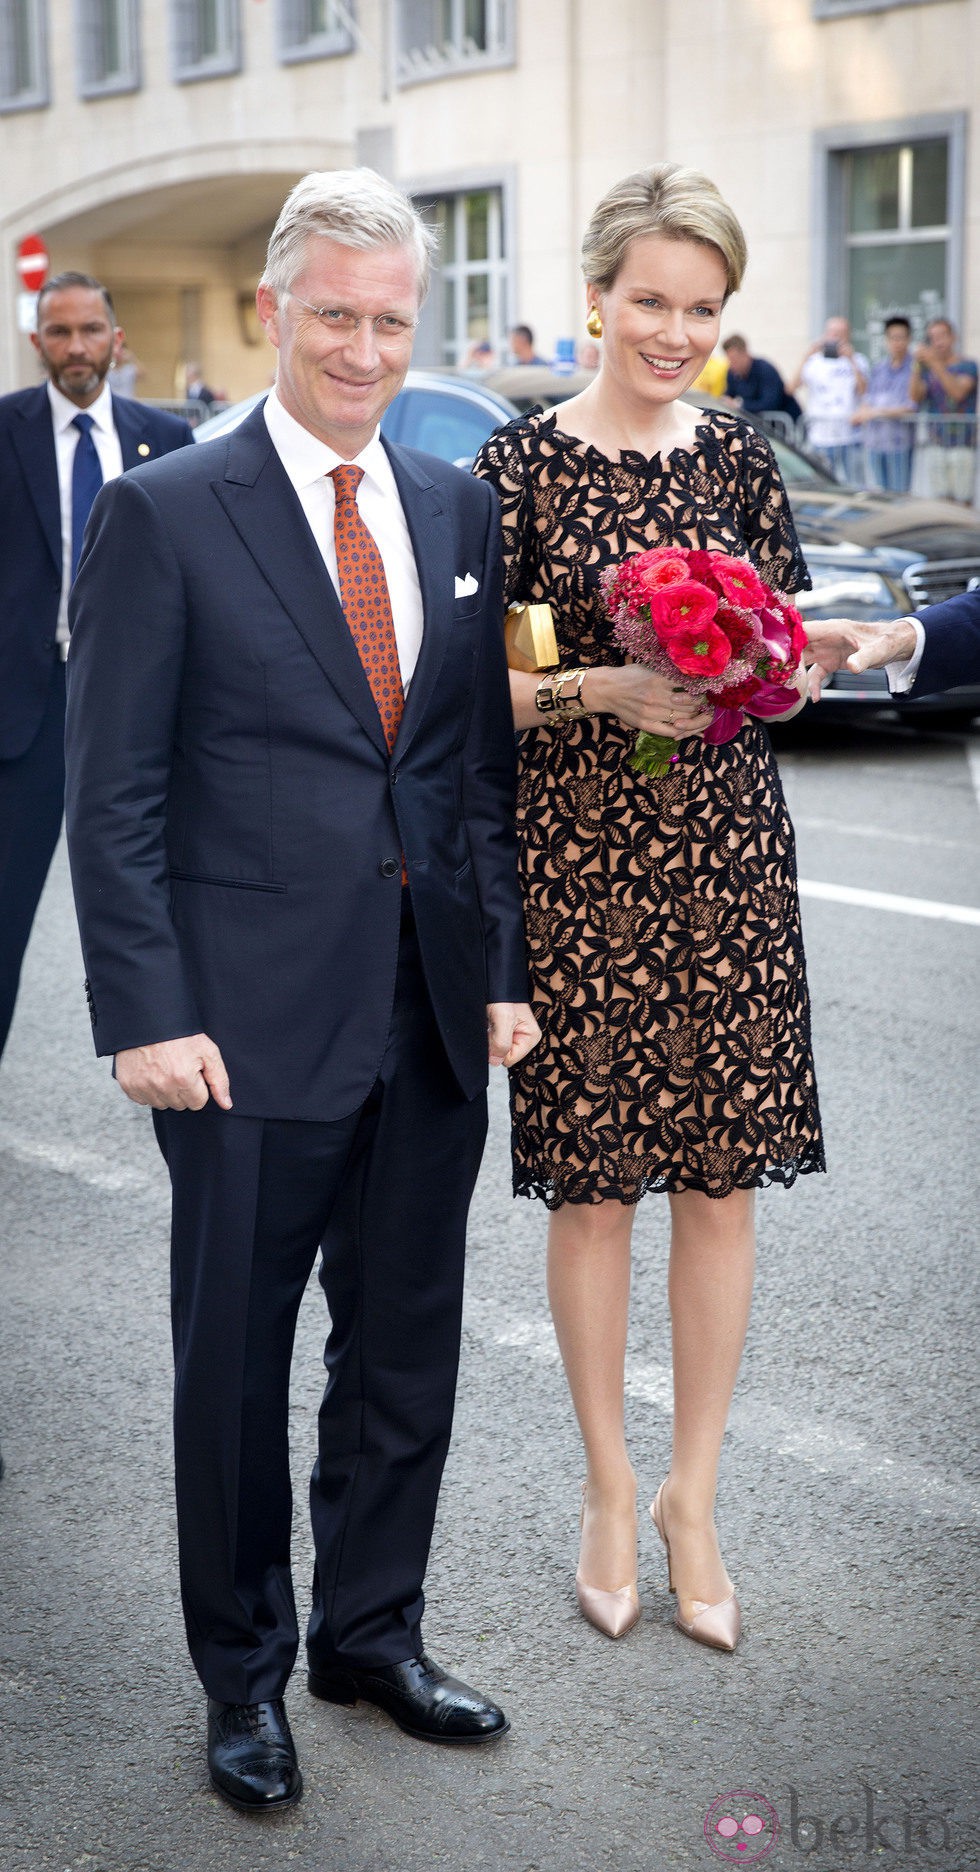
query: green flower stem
[{"left": 629, "top": 731, "right": 679, "bottom": 777}]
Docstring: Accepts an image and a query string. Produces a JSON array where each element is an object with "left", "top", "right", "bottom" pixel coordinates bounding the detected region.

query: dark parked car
[
  {"left": 192, "top": 372, "right": 980, "bottom": 725},
  {"left": 192, "top": 369, "right": 517, "bottom": 466}
]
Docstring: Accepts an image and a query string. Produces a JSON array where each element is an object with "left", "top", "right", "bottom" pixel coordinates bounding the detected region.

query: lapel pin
[{"left": 137, "top": 442, "right": 151, "bottom": 457}]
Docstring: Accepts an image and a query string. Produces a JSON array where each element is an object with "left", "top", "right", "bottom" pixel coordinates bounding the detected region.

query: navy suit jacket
[
  {"left": 913, "top": 589, "right": 980, "bottom": 696},
  {"left": 65, "top": 402, "right": 528, "bottom": 1119},
  {"left": 0, "top": 384, "right": 193, "bottom": 759}
]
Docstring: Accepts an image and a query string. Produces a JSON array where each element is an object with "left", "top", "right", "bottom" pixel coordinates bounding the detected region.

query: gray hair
[
  {"left": 581, "top": 164, "right": 747, "bottom": 297},
  {"left": 261, "top": 167, "right": 437, "bottom": 302}
]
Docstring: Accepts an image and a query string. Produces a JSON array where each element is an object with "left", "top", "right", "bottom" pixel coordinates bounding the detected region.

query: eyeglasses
[{"left": 287, "top": 294, "right": 417, "bottom": 347}]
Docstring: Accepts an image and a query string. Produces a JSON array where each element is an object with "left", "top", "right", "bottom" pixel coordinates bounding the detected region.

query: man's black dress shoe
[
  {"left": 307, "top": 1652, "right": 509, "bottom": 1744},
  {"left": 206, "top": 1697, "right": 303, "bottom": 1812}
]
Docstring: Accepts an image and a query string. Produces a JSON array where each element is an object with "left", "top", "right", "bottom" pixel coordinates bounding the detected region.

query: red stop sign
[{"left": 17, "top": 234, "right": 49, "bottom": 293}]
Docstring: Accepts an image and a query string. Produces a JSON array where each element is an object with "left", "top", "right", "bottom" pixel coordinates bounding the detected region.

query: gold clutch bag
[{"left": 504, "top": 601, "right": 559, "bottom": 673}]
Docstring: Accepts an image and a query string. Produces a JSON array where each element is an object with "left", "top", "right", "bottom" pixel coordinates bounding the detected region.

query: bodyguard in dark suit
[
  {"left": 65, "top": 171, "right": 538, "bottom": 1813},
  {"left": 0, "top": 272, "right": 192, "bottom": 1058},
  {"left": 804, "top": 588, "right": 980, "bottom": 698}
]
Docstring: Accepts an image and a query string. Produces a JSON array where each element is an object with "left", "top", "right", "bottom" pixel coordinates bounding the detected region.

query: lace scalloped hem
[{"left": 513, "top": 1148, "right": 827, "bottom": 1210}]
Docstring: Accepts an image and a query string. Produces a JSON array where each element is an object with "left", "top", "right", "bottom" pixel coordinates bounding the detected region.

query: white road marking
[
  {"left": 968, "top": 744, "right": 980, "bottom": 815},
  {"left": 0, "top": 1123, "right": 163, "bottom": 1196},
  {"left": 798, "top": 878, "right": 980, "bottom": 925},
  {"left": 793, "top": 813, "right": 973, "bottom": 853},
  {"left": 486, "top": 1316, "right": 980, "bottom": 1521}
]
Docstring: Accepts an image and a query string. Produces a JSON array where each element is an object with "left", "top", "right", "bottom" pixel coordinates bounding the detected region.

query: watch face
[{"left": 704, "top": 1791, "right": 780, "bottom": 1863}]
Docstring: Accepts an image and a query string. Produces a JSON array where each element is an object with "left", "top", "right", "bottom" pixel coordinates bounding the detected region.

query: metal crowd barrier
[
  {"left": 142, "top": 397, "right": 220, "bottom": 428},
  {"left": 790, "top": 409, "right": 978, "bottom": 506}
]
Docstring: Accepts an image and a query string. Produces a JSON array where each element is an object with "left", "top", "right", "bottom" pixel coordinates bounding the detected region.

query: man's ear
[{"left": 255, "top": 284, "right": 280, "bottom": 350}]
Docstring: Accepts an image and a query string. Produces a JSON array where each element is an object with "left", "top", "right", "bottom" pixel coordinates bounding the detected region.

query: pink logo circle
[{"left": 704, "top": 1791, "right": 780, "bottom": 1863}]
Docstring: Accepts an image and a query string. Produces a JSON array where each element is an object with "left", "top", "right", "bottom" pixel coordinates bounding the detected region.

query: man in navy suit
[
  {"left": 803, "top": 589, "right": 980, "bottom": 699},
  {"left": 0, "top": 272, "right": 193, "bottom": 1059},
  {"left": 65, "top": 171, "right": 538, "bottom": 1812}
]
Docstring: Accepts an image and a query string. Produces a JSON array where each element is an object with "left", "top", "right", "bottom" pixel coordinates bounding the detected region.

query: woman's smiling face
[{"left": 590, "top": 233, "right": 728, "bottom": 412}]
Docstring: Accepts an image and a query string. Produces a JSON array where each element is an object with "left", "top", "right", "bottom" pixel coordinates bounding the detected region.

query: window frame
[
  {"left": 408, "top": 168, "right": 514, "bottom": 369},
  {"left": 813, "top": 113, "right": 966, "bottom": 344},
  {"left": 395, "top": 0, "right": 515, "bottom": 89},
  {"left": 171, "top": 0, "right": 241, "bottom": 83},
  {"left": 813, "top": 0, "right": 950, "bottom": 17},
  {"left": 77, "top": 0, "right": 140, "bottom": 99},
  {"left": 0, "top": 0, "right": 50, "bottom": 113},
  {"left": 277, "top": 0, "right": 356, "bottom": 66}
]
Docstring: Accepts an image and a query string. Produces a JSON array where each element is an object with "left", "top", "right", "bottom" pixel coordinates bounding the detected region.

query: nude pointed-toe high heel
[
  {"left": 575, "top": 1485, "right": 641, "bottom": 1640},
  {"left": 650, "top": 1482, "right": 741, "bottom": 1654}
]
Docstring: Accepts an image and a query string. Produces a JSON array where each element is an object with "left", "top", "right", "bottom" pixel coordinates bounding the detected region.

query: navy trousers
[
  {"left": 0, "top": 659, "right": 66, "bottom": 1059},
  {"left": 153, "top": 910, "right": 489, "bottom": 1705}
]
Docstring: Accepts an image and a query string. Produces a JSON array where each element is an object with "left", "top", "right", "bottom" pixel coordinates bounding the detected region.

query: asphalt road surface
[{"left": 2, "top": 715, "right": 978, "bottom": 1872}]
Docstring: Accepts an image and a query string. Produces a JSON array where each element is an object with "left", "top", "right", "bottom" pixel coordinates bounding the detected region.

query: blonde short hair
[
  {"left": 262, "top": 167, "right": 437, "bottom": 302},
  {"left": 581, "top": 164, "right": 747, "bottom": 297}
]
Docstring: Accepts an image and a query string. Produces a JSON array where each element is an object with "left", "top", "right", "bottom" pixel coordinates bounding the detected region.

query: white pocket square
[{"left": 455, "top": 573, "right": 479, "bottom": 598}]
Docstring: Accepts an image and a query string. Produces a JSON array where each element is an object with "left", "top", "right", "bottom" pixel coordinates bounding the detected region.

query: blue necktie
[{"left": 71, "top": 412, "right": 103, "bottom": 580}]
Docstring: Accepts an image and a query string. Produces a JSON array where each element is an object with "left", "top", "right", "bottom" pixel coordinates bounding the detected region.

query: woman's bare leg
[
  {"left": 546, "top": 1198, "right": 637, "bottom": 1590},
  {"left": 660, "top": 1186, "right": 756, "bottom": 1618}
]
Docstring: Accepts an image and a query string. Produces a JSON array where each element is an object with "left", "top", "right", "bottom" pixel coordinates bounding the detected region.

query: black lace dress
[{"left": 472, "top": 407, "right": 825, "bottom": 1207}]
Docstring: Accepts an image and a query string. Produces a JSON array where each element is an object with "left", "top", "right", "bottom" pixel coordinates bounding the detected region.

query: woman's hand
[{"left": 584, "top": 665, "right": 713, "bottom": 738}]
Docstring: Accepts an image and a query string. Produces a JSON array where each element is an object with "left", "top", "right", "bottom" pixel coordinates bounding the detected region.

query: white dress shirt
[
  {"left": 885, "top": 617, "right": 927, "bottom": 693},
  {"left": 263, "top": 390, "right": 424, "bottom": 691},
  {"left": 49, "top": 379, "right": 124, "bottom": 644}
]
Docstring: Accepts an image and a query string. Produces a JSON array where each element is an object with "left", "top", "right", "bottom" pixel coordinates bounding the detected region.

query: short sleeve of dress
[
  {"left": 737, "top": 424, "right": 812, "bottom": 596},
  {"left": 472, "top": 419, "right": 536, "bottom": 605}
]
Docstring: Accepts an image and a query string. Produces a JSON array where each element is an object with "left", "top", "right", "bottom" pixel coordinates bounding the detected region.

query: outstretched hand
[
  {"left": 802, "top": 616, "right": 917, "bottom": 700},
  {"left": 114, "top": 1033, "right": 233, "bottom": 1111}
]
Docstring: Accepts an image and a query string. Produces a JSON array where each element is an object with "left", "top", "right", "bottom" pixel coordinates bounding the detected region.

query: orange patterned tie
[{"left": 330, "top": 464, "right": 403, "bottom": 750}]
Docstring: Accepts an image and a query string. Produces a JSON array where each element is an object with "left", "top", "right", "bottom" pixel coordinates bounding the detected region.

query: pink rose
[
  {"left": 633, "top": 549, "right": 691, "bottom": 594},
  {"left": 705, "top": 556, "right": 769, "bottom": 609},
  {"left": 649, "top": 581, "right": 719, "bottom": 644}
]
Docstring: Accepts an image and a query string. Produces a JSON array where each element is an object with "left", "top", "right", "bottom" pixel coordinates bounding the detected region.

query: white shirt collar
[
  {"left": 263, "top": 388, "right": 390, "bottom": 494},
  {"left": 47, "top": 378, "right": 114, "bottom": 435}
]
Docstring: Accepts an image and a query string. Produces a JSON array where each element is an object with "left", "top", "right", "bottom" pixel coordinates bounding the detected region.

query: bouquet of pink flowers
[{"left": 601, "top": 545, "right": 808, "bottom": 777}]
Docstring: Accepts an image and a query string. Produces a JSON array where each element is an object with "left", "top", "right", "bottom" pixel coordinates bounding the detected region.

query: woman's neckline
[{"left": 534, "top": 403, "right": 728, "bottom": 467}]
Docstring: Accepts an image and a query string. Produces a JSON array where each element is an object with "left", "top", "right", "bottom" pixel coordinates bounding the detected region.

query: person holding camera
[{"left": 788, "top": 315, "right": 868, "bottom": 483}]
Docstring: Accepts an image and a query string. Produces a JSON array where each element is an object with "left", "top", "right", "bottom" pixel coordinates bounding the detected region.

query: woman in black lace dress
[{"left": 473, "top": 166, "right": 823, "bottom": 1650}]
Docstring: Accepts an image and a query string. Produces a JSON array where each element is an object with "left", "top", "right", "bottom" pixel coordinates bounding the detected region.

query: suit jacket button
[{"left": 380, "top": 858, "right": 399, "bottom": 878}]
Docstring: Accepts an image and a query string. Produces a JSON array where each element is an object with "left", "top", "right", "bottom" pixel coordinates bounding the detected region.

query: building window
[
  {"left": 78, "top": 0, "right": 139, "bottom": 96},
  {"left": 0, "top": 0, "right": 49, "bottom": 111},
  {"left": 415, "top": 186, "right": 507, "bottom": 366},
  {"left": 172, "top": 0, "right": 240, "bottom": 81},
  {"left": 278, "top": 0, "right": 355, "bottom": 63},
  {"left": 397, "top": 0, "right": 514, "bottom": 86},
  {"left": 836, "top": 137, "right": 951, "bottom": 356}
]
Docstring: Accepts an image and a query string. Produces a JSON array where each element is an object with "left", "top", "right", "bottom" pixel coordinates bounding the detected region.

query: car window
[
  {"left": 383, "top": 388, "right": 502, "bottom": 463},
  {"left": 765, "top": 433, "right": 837, "bottom": 489}
]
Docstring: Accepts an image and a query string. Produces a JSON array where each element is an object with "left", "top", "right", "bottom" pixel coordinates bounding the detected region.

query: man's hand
[
  {"left": 114, "top": 1033, "right": 233, "bottom": 1111},
  {"left": 487, "top": 1003, "right": 541, "bottom": 1069},
  {"left": 802, "top": 616, "right": 917, "bottom": 700}
]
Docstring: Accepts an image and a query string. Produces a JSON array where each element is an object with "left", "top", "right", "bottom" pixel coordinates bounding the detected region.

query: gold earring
[{"left": 586, "top": 307, "right": 603, "bottom": 339}]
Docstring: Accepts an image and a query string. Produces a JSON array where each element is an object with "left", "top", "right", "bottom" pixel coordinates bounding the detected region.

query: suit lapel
[
  {"left": 211, "top": 405, "right": 388, "bottom": 755},
  {"left": 111, "top": 394, "right": 173, "bottom": 468},
  {"left": 383, "top": 438, "right": 455, "bottom": 756},
  {"left": 10, "top": 387, "right": 61, "bottom": 576}
]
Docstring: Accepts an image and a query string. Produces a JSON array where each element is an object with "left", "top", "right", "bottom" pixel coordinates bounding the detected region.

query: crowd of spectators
[{"left": 711, "top": 312, "right": 977, "bottom": 507}]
